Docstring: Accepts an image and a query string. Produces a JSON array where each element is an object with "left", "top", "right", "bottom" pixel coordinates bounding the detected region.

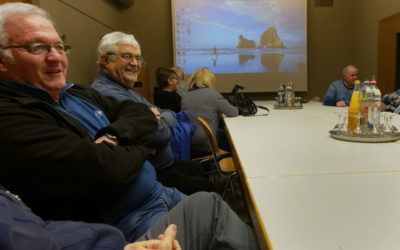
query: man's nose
[
  {"left": 46, "top": 47, "right": 64, "bottom": 60},
  {"left": 128, "top": 58, "right": 140, "bottom": 66},
  {"left": 128, "top": 61, "right": 138, "bottom": 66}
]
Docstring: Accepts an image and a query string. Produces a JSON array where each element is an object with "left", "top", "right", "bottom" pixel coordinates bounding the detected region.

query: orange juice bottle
[{"left": 347, "top": 80, "right": 361, "bottom": 136}]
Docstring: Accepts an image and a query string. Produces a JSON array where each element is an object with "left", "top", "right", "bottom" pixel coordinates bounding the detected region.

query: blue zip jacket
[{"left": 0, "top": 185, "right": 126, "bottom": 250}]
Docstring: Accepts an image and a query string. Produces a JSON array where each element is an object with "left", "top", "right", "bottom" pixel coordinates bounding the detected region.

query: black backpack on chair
[{"left": 228, "top": 84, "right": 267, "bottom": 116}]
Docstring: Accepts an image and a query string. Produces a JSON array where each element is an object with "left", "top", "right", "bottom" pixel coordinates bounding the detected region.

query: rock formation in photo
[
  {"left": 258, "top": 27, "right": 285, "bottom": 49},
  {"left": 237, "top": 35, "right": 256, "bottom": 48}
]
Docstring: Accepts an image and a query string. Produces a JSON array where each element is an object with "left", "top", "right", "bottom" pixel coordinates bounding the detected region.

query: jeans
[{"left": 112, "top": 186, "right": 186, "bottom": 242}]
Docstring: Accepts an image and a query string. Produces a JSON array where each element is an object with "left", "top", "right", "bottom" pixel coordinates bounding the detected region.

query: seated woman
[
  {"left": 181, "top": 67, "right": 239, "bottom": 157},
  {"left": 153, "top": 67, "right": 181, "bottom": 112}
]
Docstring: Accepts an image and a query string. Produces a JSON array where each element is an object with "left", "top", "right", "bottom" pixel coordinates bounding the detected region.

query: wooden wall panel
[{"left": 378, "top": 13, "right": 400, "bottom": 95}]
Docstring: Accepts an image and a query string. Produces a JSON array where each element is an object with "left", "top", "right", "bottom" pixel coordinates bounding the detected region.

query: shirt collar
[
  {"left": 342, "top": 79, "right": 354, "bottom": 90},
  {"left": 100, "top": 72, "right": 130, "bottom": 90},
  {"left": 0, "top": 79, "right": 73, "bottom": 103}
]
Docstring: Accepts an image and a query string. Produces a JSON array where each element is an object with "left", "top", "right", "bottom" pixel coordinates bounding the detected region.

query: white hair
[
  {"left": 97, "top": 31, "right": 141, "bottom": 69},
  {"left": 0, "top": 2, "right": 53, "bottom": 60}
]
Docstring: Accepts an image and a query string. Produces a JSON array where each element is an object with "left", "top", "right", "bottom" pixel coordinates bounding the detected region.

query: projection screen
[{"left": 172, "top": 0, "right": 307, "bottom": 93}]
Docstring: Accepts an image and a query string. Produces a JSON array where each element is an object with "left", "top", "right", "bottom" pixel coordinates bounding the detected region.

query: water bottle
[
  {"left": 359, "top": 80, "right": 374, "bottom": 132},
  {"left": 370, "top": 77, "right": 381, "bottom": 129},
  {"left": 285, "top": 82, "right": 294, "bottom": 106},
  {"left": 277, "top": 83, "right": 285, "bottom": 104}
]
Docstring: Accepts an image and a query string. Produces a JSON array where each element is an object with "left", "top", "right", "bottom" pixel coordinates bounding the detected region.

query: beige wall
[
  {"left": 119, "top": 0, "right": 173, "bottom": 80},
  {"left": 36, "top": 0, "right": 400, "bottom": 99},
  {"left": 37, "top": 0, "right": 122, "bottom": 85},
  {"left": 307, "top": 0, "right": 355, "bottom": 99}
]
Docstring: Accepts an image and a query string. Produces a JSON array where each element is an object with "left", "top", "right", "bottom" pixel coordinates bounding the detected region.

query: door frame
[{"left": 378, "top": 12, "right": 400, "bottom": 95}]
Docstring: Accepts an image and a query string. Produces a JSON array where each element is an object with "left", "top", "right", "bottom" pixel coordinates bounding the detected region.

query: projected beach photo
[{"left": 173, "top": 0, "right": 307, "bottom": 74}]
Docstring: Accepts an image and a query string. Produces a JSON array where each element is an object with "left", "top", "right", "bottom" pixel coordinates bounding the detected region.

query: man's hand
[
  {"left": 150, "top": 107, "right": 161, "bottom": 117},
  {"left": 94, "top": 135, "right": 118, "bottom": 145},
  {"left": 124, "top": 224, "right": 181, "bottom": 250},
  {"left": 336, "top": 100, "right": 346, "bottom": 107},
  {"left": 149, "top": 107, "right": 165, "bottom": 121}
]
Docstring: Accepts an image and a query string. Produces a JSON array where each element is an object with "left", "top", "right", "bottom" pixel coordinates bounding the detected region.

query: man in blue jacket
[
  {"left": 0, "top": 185, "right": 180, "bottom": 250},
  {"left": 91, "top": 31, "right": 216, "bottom": 195},
  {"left": 323, "top": 65, "right": 359, "bottom": 107}
]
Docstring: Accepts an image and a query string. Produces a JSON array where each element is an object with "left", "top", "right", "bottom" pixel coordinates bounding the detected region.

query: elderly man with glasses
[
  {"left": 0, "top": 2, "right": 258, "bottom": 249},
  {"left": 0, "top": 0, "right": 189, "bottom": 242},
  {"left": 91, "top": 32, "right": 216, "bottom": 196}
]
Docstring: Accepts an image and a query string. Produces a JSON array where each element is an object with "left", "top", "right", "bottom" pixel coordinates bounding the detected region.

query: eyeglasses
[
  {"left": 108, "top": 52, "right": 144, "bottom": 64},
  {"left": 0, "top": 43, "right": 72, "bottom": 55},
  {"left": 0, "top": 43, "right": 71, "bottom": 55}
]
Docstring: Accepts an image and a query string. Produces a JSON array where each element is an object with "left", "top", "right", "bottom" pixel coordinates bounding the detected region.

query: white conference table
[{"left": 224, "top": 101, "right": 400, "bottom": 250}]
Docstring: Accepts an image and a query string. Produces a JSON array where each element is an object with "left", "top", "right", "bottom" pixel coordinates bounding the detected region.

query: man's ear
[
  {"left": 0, "top": 56, "right": 9, "bottom": 72},
  {"left": 100, "top": 54, "right": 117, "bottom": 67},
  {"left": 99, "top": 55, "right": 109, "bottom": 66}
]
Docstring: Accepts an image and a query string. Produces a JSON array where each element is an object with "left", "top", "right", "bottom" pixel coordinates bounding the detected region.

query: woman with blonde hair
[{"left": 181, "top": 67, "right": 238, "bottom": 157}]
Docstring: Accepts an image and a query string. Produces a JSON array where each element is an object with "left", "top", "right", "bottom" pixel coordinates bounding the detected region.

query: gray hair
[
  {"left": 0, "top": 2, "right": 52, "bottom": 59},
  {"left": 171, "top": 66, "right": 184, "bottom": 81},
  {"left": 97, "top": 31, "right": 141, "bottom": 70},
  {"left": 342, "top": 65, "right": 357, "bottom": 76}
]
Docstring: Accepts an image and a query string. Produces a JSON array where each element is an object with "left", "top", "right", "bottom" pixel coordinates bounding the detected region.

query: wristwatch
[{"left": 104, "top": 133, "right": 119, "bottom": 143}]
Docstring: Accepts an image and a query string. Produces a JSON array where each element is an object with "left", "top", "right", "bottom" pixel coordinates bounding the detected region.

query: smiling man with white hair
[{"left": 92, "top": 31, "right": 217, "bottom": 195}]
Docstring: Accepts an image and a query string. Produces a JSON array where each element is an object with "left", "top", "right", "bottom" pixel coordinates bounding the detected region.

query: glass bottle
[
  {"left": 370, "top": 76, "right": 381, "bottom": 130},
  {"left": 359, "top": 80, "right": 374, "bottom": 134},
  {"left": 285, "top": 82, "right": 294, "bottom": 106},
  {"left": 277, "top": 83, "right": 285, "bottom": 104}
]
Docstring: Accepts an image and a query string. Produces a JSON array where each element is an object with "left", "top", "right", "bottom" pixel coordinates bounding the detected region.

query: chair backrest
[
  {"left": 197, "top": 117, "right": 220, "bottom": 155},
  {"left": 197, "top": 116, "right": 236, "bottom": 176}
]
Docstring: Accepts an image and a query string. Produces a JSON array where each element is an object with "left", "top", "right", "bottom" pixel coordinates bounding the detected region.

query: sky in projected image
[{"left": 173, "top": 0, "right": 307, "bottom": 74}]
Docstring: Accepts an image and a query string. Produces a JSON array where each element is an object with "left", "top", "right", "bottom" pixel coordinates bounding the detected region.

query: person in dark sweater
[
  {"left": 0, "top": 2, "right": 187, "bottom": 242},
  {"left": 0, "top": 3, "right": 259, "bottom": 249},
  {"left": 154, "top": 67, "right": 182, "bottom": 112}
]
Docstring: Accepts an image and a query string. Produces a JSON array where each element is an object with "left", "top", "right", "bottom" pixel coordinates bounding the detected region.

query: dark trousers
[
  {"left": 157, "top": 160, "right": 217, "bottom": 194},
  {"left": 138, "top": 192, "right": 260, "bottom": 250}
]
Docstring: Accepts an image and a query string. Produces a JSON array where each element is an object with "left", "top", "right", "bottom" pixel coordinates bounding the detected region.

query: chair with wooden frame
[{"left": 196, "top": 116, "right": 237, "bottom": 199}]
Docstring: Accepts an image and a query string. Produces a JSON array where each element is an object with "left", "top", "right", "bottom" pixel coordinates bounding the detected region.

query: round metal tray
[
  {"left": 274, "top": 104, "right": 303, "bottom": 110},
  {"left": 329, "top": 130, "right": 400, "bottom": 143}
]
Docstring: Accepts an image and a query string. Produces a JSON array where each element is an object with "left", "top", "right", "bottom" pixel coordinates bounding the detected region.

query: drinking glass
[
  {"left": 350, "top": 114, "right": 363, "bottom": 136},
  {"left": 370, "top": 111, "right": 380, "bottom": 136},
  {"left": 333, "top": 111, "right": 342, "bottom": 133},
  {"left": 381, "top": 113, "right": 393, "bottom": 134},
  {"left": 388, "top": 114, "right": 398, "bottom": 133},
  {"left": 295, "top": 97, "right": 302, "bottom": 107}
]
